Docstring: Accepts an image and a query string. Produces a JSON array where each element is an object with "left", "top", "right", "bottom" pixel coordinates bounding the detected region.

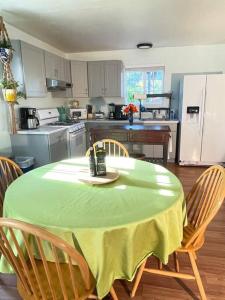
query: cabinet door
[
  {"left": 64, "top": 59, "right": 71, "bottom": 83},
  {"left": 71, "top": 61, "right": 88, "bottom": 97},
  {"left": 45, "top": 51, "right": 57, "bottom": 79},
  {"left": 45, "top": 52, "right": 64, "bottom": 80},
  {"left": 49, "top": 130, "right": 68, "bottom": 162},
  {"left": 58, "top": 57, "right": 65, "bottom": 81},
  {"left": 21, "top": 42, "right": 47, "bottom": 97},
  {"left": 88, "top": 61, "right": 104, "bottom": 97},
  {"left": 104, "top": 61, "right": 123, "bottom": 97}
]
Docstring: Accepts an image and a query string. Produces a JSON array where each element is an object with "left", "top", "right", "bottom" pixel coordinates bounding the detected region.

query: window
[{"left": 125, "top": 67, "right": 165, "bottom": 106}]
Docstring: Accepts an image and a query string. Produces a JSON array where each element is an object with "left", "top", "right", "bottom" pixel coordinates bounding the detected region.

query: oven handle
[{"left": 69, "top": 129, "right": 86, "bottom": 138}]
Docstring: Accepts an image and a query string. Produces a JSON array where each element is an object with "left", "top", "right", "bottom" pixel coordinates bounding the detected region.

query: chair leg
[
  {"left": 130, "top": 259, "right": 147, "bottom": 298},
  {"left": 173, "top": 252, "right": 180, "bottom": 272},
  {"left": 193, "top": 251, "right": 197, "bottom": 260},
  {"left": 110, "top": 287, "right": 118, "bottom": 300},
  {"left": 188, "top": 251, "right": 207, "bottom": 300},
  {"left": 157, "top": 258, "right": 163, "bottom": 270}
]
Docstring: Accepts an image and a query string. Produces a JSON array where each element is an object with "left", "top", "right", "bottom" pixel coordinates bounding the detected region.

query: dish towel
[{"left": 168, "top": 134, "right": 173, "bottom": 159}]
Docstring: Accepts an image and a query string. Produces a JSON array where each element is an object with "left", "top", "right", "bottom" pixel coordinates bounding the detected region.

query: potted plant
[
  {"left": 0, "top": 79, "right": 26, "bottom": 103},
  {"left": 122, "top": 103, "right": 138, "bottom": 126},
  {"left": 0, "top": 37, "right": 13, "bottom": 63}
]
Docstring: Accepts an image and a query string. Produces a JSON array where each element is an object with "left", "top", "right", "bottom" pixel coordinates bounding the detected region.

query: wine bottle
[
  {"left": 96, "top": 141, "right": 106, "bottom": 176},
  {"left": 89, "top": 146, "right": 96, "bottom": 177},
  {"left": 89, "top": 134, "right": 96, "bottom": 177}
]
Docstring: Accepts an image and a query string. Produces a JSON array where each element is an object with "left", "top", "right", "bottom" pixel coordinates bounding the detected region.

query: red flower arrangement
[{"left": 122, "top": 103, "right": 138, "bottom": 115}]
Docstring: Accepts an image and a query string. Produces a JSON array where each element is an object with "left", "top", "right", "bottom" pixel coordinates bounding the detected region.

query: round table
[{"left": 1, "top": 157, "right": 185, "bottom": 299}]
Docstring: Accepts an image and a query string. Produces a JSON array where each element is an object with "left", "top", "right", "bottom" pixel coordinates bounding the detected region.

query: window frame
[{"left": 124, "top": 66, "right": 165, "bottom": 104}]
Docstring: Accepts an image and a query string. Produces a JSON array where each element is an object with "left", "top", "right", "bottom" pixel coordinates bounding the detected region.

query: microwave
[{"left": 70, "top": 108, "right": 87, "bottom": 120}]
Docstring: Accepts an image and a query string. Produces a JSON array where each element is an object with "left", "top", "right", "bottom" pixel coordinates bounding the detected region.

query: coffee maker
[
  {"left": 114, "top": 104, "right": 128, "bottom": 120},
  {"left": 20, "top": 108, "right": 40, "bottom": 129}
]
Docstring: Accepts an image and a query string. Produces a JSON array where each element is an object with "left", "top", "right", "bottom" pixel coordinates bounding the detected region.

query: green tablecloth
[{"left": 1, "top": 157, "right": 185, "bottom": 298}]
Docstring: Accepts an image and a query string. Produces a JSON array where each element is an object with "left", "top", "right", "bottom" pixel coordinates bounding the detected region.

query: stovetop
[
  {"left": 47, "top": 119, "right": 85, "bottom": 133},
  {"left": 48, "top": 120, "right": 79, "bottom": 126}
]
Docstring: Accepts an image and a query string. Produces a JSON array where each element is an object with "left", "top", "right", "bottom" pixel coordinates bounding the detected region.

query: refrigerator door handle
[{"left": 199, "top": 88, "right": 205, "bottom": 134}]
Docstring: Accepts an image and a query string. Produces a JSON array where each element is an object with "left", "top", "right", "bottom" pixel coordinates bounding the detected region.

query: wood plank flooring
[{"left": 0, "top": 164, "right": 224, "bottom": 299}]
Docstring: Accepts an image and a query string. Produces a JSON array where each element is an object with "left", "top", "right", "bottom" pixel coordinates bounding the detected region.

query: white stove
[{"left": 37, "top": 108, "right": 87, "bottom": 158}]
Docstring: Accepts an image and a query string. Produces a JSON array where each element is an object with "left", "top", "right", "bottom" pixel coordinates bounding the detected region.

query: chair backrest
[
  {"left": 0, "top": 157, "right": 22, "bottom": 210},
  {"left": 0, "top": 218, "right": 91, "bottom": 299},
  {"left": 86, "top": 139, "right": 129, "bottom": 158},
  {"left": 184, "top": 165, "right": 225, "bottom": 248}
]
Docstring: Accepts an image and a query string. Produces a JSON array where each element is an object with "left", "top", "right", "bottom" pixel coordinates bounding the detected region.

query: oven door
[{"left": 68, "top": 129, "right": 87, "bottom": 158}]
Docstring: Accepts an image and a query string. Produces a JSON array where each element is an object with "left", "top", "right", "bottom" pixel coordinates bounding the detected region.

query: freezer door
[
  {"left": 201, "top": 74, "right": 225, "bottom": 163},
  {"left": 179, "top": 75, "right": 206, "bottom": 164}
]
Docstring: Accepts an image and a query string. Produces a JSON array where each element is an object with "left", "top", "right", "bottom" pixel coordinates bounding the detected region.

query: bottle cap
[{"left": 98, "top": 141, "right": 103, "bottom": 148}]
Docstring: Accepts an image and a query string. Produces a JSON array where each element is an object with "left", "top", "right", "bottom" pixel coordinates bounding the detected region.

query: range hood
[{"left": 46, "top": 78, "right": 67, "bottom": 91}]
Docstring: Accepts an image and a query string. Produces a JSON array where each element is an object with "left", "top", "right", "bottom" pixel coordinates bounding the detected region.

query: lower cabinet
[
  {"left": 86, "top": 121, "right": 178, "bottom": 162},
  {"left": 11, "top": 130, "right": 68, "bottom": 167}
]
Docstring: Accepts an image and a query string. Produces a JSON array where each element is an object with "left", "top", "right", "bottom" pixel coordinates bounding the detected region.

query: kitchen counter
[
  {"left": 85, "top": 119, "right": 179, "bottom": 124},
  {"left": 86, "top": 120, "right": 178, "bottom": 162},
  {"left": 89, "top": 124, "right": 171, "bottom": 165},
  {"left": 17, "top": 126, "right": 67, "bottom": 135}
]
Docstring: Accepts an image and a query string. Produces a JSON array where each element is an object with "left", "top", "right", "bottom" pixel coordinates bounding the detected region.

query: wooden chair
[
  {"left": 131, "top": 165, "right": 225, "bottom": 300},
  {"left": 0, "top": 157, "right": 23, "bottom": 215},
  {"left": 86, "top": 139, "right": 129, "bottom": 158},
  {"left": 0, "top": 218, "right": 119, "bottom": 300}
]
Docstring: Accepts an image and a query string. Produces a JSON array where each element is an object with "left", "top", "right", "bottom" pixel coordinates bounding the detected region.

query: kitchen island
[
  {"left": 86, "top": 119, "right": 178, "bottom": 162},
  {"left": 89, "top": 124, "right": 171, "bottom": 165}
]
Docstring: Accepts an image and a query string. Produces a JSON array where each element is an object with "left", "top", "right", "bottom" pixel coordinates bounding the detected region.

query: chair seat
[{"left": 17, "top": 259, "right": 96, "bottom": 300}]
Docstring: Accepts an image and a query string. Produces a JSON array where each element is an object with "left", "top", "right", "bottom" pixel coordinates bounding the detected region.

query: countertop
[
  {"left": 17, "top": 126, "right": 67, "bottom": 135},
  {"left": 89, "top": 124, "right": 171, "bottom": 132},
  {"left": 85, "top": 119, "right": 179, "bottom": 124}
]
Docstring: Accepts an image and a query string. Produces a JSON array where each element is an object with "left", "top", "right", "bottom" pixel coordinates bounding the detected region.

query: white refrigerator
[{"left": 178, "top": 74, "right": 225, "bottom": 165}]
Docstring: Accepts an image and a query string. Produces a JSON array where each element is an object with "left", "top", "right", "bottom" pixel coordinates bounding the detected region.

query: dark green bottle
[
  {"left": 89, "top": 135, "right": 96, "bottom": 177},
  {"left": 96, "top": 142, "right": 106, "bottom": 176},
  {"left": 89, "top": 146, "right": 96, "bottom": 177}
]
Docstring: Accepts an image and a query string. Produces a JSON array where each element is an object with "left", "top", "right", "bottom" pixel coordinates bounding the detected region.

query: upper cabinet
[
  {"left": 11, "top": 40, "right": 47, "bottom": 98},
  {"left": 88, "top": 61, "right": 105, "bottom": 98},
  {"left": 104, "top": 61, "right": 124, "bottom": 97},
  {"left": 88, "top": 60, "right": 124, "bottom": 98},
  {"left": 64, "top": 59, "right": 72, "bottom": 83},
  {"left": 71, "top": 61, "right": 88, "bottom": 98},
  {"left": 45, "top": 51, "right": 65, "bottom": 81}
]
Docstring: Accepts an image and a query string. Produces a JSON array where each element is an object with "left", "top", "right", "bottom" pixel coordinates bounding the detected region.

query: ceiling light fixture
[{"left": 137, "top": 43, "right": 153, "bottom": 49}]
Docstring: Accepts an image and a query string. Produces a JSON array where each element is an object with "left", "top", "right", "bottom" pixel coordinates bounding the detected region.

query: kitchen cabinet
[
  {"left": 64, "top": 59, "right": 72, "bottom": 83},
  {"left": 89, "top": 124, "right": 171, "bottom": 165},
  {"left": 11, "top": 130, "right": 68, "bottom": 167},
  {"left": 86, "top": 120, "right": 178, "bottom": 162},
  {"left": 64, "top": 59, "right": 72, "bottom": 98},
  {"left": 21, "top": 42, "right": 47, "bottom": 97},
  {"left": 45, "top": 51, "right": 65, "bottom": 81},
  {"left": 88, "top": 61, "right": 105, "bottom": 97},
  {"left": 71, "top": 61, "right": 88, "bottom": 97},
  {"left": 104, "top": 61, "right": 124, "bottom": 97},
  {"left": 88, "top": 60, "right": 124, "bottom": 98},
  {"left": 11, "top": 40, "right": 47, "bottom": 98}
]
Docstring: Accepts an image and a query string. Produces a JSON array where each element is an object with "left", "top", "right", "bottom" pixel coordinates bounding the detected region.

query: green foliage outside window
[{"left": 125, "top": 69, "right": 164, "bottom": 103}]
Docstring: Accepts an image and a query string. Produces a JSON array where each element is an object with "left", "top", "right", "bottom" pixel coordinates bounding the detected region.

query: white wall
[
  {"left": 0, "top": 23, "right": 71, "bottom": 156},
  {"left": 66, "top": 44, "right": 225, "bottom": 91}
]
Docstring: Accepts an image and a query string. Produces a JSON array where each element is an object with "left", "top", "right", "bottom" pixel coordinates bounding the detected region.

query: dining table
[{"left": 0, "top": 157, "right": 186, "bottom": 299}]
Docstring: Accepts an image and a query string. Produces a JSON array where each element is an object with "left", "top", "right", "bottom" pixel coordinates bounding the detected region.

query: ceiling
[{"left": 0, "top": 0, "right": 225, "bottom": 53}]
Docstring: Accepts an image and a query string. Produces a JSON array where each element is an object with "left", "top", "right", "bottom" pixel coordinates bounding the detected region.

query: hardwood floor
[{"left": 0, "top": 164, "right": 224, "bottom": 300}]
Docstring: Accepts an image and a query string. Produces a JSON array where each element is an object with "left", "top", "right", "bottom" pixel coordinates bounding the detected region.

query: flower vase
[{"left": 128, "top": 111, "right": 133, "bottom": 126}]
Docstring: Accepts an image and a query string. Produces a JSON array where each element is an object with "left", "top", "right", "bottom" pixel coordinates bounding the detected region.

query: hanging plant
[
  {"left": 0, "top": 22, "right": 13, "bottom": 63},
  {"left": 0, "top": 16, "right": 25, "bottom": 134},
  {"left": 0, "top": 79, "right": 26, "bottom": 103}
]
